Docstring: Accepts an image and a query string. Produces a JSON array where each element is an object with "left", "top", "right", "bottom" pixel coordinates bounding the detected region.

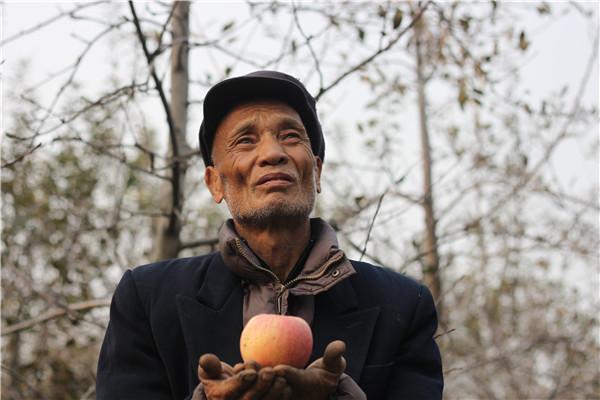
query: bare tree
[
  {"left": 128, "top": 1, "right": 193, "bottom": 260},
  {"left": 413, "top": 9, "right": 443, "bottom": 320},
  {"left": 2, "top": 2, "right": 598, "bottom": 399}
]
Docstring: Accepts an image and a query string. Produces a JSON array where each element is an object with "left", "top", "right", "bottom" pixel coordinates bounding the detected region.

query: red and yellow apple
[{"left": 240, "top": 313, "right": 313, "bottom": 368}]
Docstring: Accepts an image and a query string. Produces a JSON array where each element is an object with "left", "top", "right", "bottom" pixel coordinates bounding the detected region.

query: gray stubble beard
[
  {"left": 223, "top": 181, "right": 316, "bottom": 229},
  {"left": 235, "top": 198, "right": 314, "bottom": 228}
]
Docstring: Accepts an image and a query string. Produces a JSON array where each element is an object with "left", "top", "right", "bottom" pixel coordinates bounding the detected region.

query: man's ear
[
  {"left": 315, "top": 156, "right": 323, "bottom": 193},
  {"left": 204, "top": 166, "right": 224, "bottom": 203}
]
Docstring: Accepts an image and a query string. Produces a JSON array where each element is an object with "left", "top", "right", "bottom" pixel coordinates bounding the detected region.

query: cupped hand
[
  {"left": 198, "top": 353, "right": 291, "bottom": 400},
  {"left": 273, "top": 340, "right": 347, "bottom": 400}
]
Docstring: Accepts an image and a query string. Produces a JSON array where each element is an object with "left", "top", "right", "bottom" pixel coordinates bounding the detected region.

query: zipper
[
  {"left": 233, "top": 238, "right": 281, "bottom": 283},
  {"left": 281, "top": 251, "right": 344, "bottom": 290},
  {"left": 233, "top": 238, "right": 345, "bottom": 314},
  {"left": 234, "top": 238, "right": 286, "bottom": 314}
]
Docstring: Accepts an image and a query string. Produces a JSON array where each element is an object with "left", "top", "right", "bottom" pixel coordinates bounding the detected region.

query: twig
[
  {"left": 0, "top": 1, "right": 106, "bottom": 45},
  {"left": 21, "top": 81, "right": 149, "bottom": 139},
  {"left": 129, "top": 1, "right": 182, "bottom": 234},
  {"left": 1, "top": 298, "right": 112, "bottom": 336},
  {"left": 359, "top": 191, "right": 386, "bottom": 261},
  {"left": 1, "top": 143, "right": 42, "bottom": 168},
  {"left": 292, "top": 1, "right": 324, "bottom": 92},
  {"left": 1, "top": 363, "right": 50, "bottom": 400},
  {"left": 342, "top": 234, "right": 387, "bottom": 267},
  {"left": 315, "top": 1, "right": 432, "bottom": 100},
  {"left": 452, "top": 27, "right": 599, "bottom": 233},
  {"left": 179, "top": 237, "right": 219, "bottom": 251},
  {"left": 153, "top": 3, "right": 176, "bottom": 58},
  {"left": 52, "top": 135, "right": 170, "bottom": 181},
  {"left": 434, "top": 327, "right": 456, "bottom": 339},
  {"left": 79, "top": 383, "right": 96, "bottom": 400},
  {"left": 29, "top": 22, "right": 125, "bottom": 140}
]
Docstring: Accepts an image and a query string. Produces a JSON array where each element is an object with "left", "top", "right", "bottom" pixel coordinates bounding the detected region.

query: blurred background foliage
[{"left": 1, "top": 1, "right": 598, "bottom": 399}]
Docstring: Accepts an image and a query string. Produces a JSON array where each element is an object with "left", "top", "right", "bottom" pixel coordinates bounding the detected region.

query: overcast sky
[{"left": 3, "top": 2, "right": 597, "bottom": 187}]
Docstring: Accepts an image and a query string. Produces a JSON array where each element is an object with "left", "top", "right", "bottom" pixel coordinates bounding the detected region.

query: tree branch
[
  {"left": 2, "top": 298, "right": 112, "bottom": 336},
  {"left": 292, "top": 1, "right": 324, "bottom": 92},
  {"left": 128, "top": 1, "right": 182, "bottom": 234},
  {"left": 1, "top": 143, "right": 42, "bottom": 168},
  {"left": 1, "top": 363, "right": 49, "bottom": 400},
  {"left": 179, "top": 237, "right": 219, "bottom": 250},
  {"left": 27, "top": 22, "right": 126, "bottom": 141},
  {"left": 0, "top": 1, "right": 107, "bottom": 45},
  {"left": 315, "top": 1, "right": 432, "bottom": 100},
  {"left": 359, "top": 190, "right": 386, "bottom": 261}
]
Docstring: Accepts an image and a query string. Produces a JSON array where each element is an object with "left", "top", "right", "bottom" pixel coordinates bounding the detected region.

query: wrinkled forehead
[
  {"left": 224, "top": 98, "right": 303, "bottom": 120},
  {"left": 216, "top": 99, "right": 306, "bottom": 134}
]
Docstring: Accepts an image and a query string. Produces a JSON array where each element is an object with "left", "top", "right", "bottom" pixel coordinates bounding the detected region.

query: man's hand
[
  {"left": 197, "top": 353, "right": 291, "bottom": 400},
  {"left": 273, "top": 340, "right": 347, "bottom": 400}
]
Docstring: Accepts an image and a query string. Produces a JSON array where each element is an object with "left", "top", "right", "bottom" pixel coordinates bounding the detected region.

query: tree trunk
[
  {"left": 4, "top": 332, "right": 22, "bottom": 398},
  {"left": 152, "top": 1, "right": 191, "bottom": 260},
  {"left": 414, "top": 22, "right": 443, "bottom": 322}
]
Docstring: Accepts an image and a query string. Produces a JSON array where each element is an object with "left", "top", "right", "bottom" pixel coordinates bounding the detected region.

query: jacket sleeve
[
  {"left": 96, "top": 269, "right": 173, "bottom": 399},
  {"left": 386, "top": 284, "right": 444, "bottom": 399}
]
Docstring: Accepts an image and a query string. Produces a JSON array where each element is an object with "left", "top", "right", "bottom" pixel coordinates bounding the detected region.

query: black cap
[{"left": 199, "top": 70, "right": 325, "bottom": 166}]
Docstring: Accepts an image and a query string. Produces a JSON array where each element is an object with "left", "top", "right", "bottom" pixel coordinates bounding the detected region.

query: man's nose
[{"left": 257, "top": 134, "right": 288, "bottom": 166}]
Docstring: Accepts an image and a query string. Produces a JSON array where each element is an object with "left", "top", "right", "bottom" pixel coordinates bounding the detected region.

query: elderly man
[{"left": 96, "top": 71, "right": 443, "bottom": 399}]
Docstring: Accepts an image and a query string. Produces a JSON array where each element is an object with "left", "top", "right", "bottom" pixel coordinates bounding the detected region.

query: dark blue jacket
[{"left": 96, "top": 253, "right": 443, "bottom": 399}]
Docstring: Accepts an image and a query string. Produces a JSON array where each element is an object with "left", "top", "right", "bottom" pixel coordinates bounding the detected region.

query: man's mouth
[{"left": 256, "top": 172, "right": 294, "bottom": 186}]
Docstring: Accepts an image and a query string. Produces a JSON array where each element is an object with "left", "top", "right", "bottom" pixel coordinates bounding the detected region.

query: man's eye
[
  {"left": 236, "top": 136, "right": 254, "bottom": 145},
  {"left": 281, "top": 131, "right": 301, "bottom": 140}
]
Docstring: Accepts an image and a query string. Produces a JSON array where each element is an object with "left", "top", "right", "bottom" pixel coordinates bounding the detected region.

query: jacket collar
[
  {"left": 177, "top": 253, "right": 244, "bottom": 374},
  {"left": 194, "top": 252, "right": 240, "bottom": 308},
  {"left": 217, "top": 218, "right": 356, "bottom": 294},
  {"left": 190, "top": 252, "right": 360, "bottom": 315}
]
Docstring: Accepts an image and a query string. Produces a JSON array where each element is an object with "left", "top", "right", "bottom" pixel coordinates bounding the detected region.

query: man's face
[{"left": 204, "top": 100, "right": 322, "bottom": 227}]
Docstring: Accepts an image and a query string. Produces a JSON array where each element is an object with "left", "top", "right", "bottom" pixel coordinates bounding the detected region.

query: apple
[{"left": 240, "top": 313, "right": 313, "bottom": 368}]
